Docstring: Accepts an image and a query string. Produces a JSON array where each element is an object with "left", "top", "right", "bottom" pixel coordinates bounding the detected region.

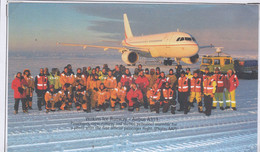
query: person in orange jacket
[
  {"left": 12, "top": 72, "right": 29, "bottom": 114},
  {"left": 90, "top": 74, "right": 102, "bottom": 109},
  {"left": 224, "top": 69, "right": 239, "bottom": 110},
  {"left": 23, "top": 69, "right": 35, "bottom": 110},
  {"left": 177, "top": 70, "right": 190, "bottom": 114},
  {"left": 95, "top": 83, "right": 110, "bottom": 111},
  {"left": 57, "top": 84, "right": 72, "bottom": 111},
  {"left": 35, "top": 68, "right": 49, "bottom": 111},
  {"left": 203, "top": 73, "right": 217, "bottom": 116},
  {"left": 60, "top": 67, "right": 75, "bottom": 93},
  {"left": 45, "top": 85, "right": 58, "bottom": 113},
  {"left": 104, "top": 70, "right": 117, "bottom": 93},
  {"left": 127, "top": 83, "right": 143, "bottom": 111},
  {"left": 212, "top": 67, "right": 225, "bottom": 110},
  {"left": 189, "top": 70, "right": 203, "bottom": 113},
  {"left": 147, "top": 83, "right": 161, "bottom": 113},
  {"left": 110, "top": 82, "right": 127, "bottom": 111},
  {"left": 135, "top": 70, "right": 149, "bottom": 109},
  {"left": 74, "top": 84, "right": 89, "bottom": 112},
  {"left": 162, "top": 82, "right": 176, "bottom": 114}
]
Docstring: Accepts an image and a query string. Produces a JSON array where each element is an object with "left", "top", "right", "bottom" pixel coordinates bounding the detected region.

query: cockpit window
[
  {"left": 192, "top": 37, "right": 196, "bottom": 42},
  {"left": 185, "top": 37, "right": 192, "bottom": 41},
  {"left": 180, "top": 37, "right": 184, "bottom": 41},
  {"left": 176, "top": 37, "right": 180, "bottom": 41}
]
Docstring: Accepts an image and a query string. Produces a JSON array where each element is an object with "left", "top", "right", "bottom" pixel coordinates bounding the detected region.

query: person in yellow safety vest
[
  {"left": 60, "top": 67, "right": 75, "bottom": 93},
  {"left": 147, "top": 83, "right": 161, "bottom": 113},
  {"left": 162, "top": 82, "right": 176, "bottom": 114},
  {"left": 110, "top": 82, "right": 127, "bottom": 111},
  {"left": 104, "top": 70, "right": 117, "bottom": 94},
  {"left": 166, "top": 69, "right": 177, "bottom": 89},
  {"left": 57, "top": 84, "right": 72, "bottom": 111},
  {"left": 99, "top": 68, "right": 108, "bottom": 83},
  {"left": 87, "top": 66, "right": 92, "bottom": 75},
  {"left": 177, "top": 70, "right": 190, "bottom": 114},
  {"left": 23, "top": 69, "right": 35, "bottom": 110},
  {"left": 185, "top": 68, "right": 193, "bottom": 79},
  {"left": 95, "top": 83, "right": 110, "bottom": 111},
  {"left": 90, "top": 74, "right": 102, "bottom": 109},
  {"left": 74, "top": 84, "right": 89, "bottom": 112},
  {"left": 189, "top": 70, "right": 203, "bottom": 113},
  {"left": 224, "top": 69, "right": 239, "bottom": 111},
  {"left": 203, "top": 73, "right": 217, "bottom": 116},
  {"left": 45, "top": 85, "right": 59, "bottom": 113},
  {"left": 212, "top": 67, "right": 225, "bottom": 110},
  {"left": 96, "top": 66, "right": 103, "bottom": 78}
]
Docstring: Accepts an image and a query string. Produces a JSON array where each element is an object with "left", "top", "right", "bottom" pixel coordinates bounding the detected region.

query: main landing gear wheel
[{"left": 163, "top": 58, "right": 173, "bottom": 66}]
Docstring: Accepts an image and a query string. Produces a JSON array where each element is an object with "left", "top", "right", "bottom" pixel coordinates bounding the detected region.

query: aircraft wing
[
  {"left": 199, "top": 44, "right": 214, "bottom": 49},
  {"left": 57, "top": 42, "right": 150, "bottom": 55},
  {"left": 57, "top": 42, "right": 126, "bottom": 52}
]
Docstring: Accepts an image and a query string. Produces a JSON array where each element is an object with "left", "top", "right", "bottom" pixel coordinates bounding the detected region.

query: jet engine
[
  {"left": 181, "top": 54, "right": 199, "bottom": 64},
  {"left": 121, "top": 51, "right": 139, "bottom": 65}
]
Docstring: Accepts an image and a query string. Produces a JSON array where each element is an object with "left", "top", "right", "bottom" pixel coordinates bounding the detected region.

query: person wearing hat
[
  {"left": 12, "top": 72, "right": 29, "bottom": 114},
  {"left": 35, "top": 68, "right": 49, "bottom": 111},
  {"left": 44, "top": 85, "right": 58, "bottom": 113},
  {"left": 203, "top": 73, "right": 217, "bottom": 116},
  {"left": 67, "top": 64, "right": 74, "bottom": 75},
  {"left": 177, "top": 70, "right": 190, "bottom": 114},
  {"left": 127, "top": 83, "right": 143, "bottom": 112},
  {"left": 155, "top": 67, "right": 161, "bottom": 78},
  {"left": 224, "top": 69, "right": 239, "bottom": 110},
  {"left": 185, "top": 68, "right": 193, "bottom": 79},
  {"left": 167, "top": 69, "right": 177, "bottom": 89},
  {"left": 60, "top": 67, "right": 75, "bottom": 94},
  {"left": 156, "top": 72, "right": 170, "bottom": 89},
  {"left": 120, "top": 68, "right": 134, "bottom": 91},
  {"left": 23, "top": 69, "right": 35, "bottom": 110},
  {"left": 212, "top": 67, "right": 225, "bottom": 110},
  {"left": 189, "top": 70, "right": 203, "bottom": 113}
]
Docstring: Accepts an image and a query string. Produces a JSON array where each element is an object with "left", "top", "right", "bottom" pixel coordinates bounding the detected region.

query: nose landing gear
[{"left": 163, "top": 58, "right": 173, "bottom": 66}]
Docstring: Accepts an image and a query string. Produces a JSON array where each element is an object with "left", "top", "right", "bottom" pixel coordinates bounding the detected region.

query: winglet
[{"left": 123, "top": 14, "right": 133, "bottom": 39}]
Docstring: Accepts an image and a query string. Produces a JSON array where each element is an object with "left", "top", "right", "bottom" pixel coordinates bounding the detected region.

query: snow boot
[
  {"left": 225, "top": 106, "right": 230, "bottom": 109},
  {"left": 14, "top": 111, "right": 18, "bottom": 114},
  {"left": 232, "top": 107, "right": 237, "bottom": 111},
  {"left": 220, "top": 107, "right": 224, "bottom": 110}
]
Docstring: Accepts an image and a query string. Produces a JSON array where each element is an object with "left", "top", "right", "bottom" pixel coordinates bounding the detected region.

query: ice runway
[{"left": 7, "top": 56, "right": 257, "bottom": 152}]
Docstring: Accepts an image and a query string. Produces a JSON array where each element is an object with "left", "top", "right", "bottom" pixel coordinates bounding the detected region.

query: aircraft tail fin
[{"left": 123, "top": 13, "right": 133, "bottom": 39}]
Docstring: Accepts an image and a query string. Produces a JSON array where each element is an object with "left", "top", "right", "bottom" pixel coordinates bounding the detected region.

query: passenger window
[
  {"left": 192, "top": 37, "right": 196, "bottom": 42},
  {"left": 176, "top": 37, "right": 180, "bottom": 41},
  {"left": 214, "top": 59, "right": 220, "bottom": 65},
  {"left": 225, "top": 59, "right": 230, "bottom": 65},
  {"left": 203, "top": 59, "right": 212, "bottom": 64}
]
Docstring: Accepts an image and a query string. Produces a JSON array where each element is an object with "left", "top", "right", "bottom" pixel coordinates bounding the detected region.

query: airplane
[{"left": 58, "top": 14, "right": 212, "bottom": 66}]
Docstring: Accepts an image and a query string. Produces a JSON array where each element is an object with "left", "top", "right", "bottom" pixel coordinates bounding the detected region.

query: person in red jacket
[
  {"left": 156, "top": 72, "right": 170, "bottom": 89},
  {"left": 135, "top": 70, "right": 149, "bottom": 109},
  {"left": 127, "top": 83, "right": 143, "bottom": 111},
  {"left": 12, "top": 72, "right": 29, "bottom": 114},
  {"left": 120, "top": 68, "right": 134, "bottom": 91},
  {"left": 224, "top": 69, "right": 239, "bottom": 110}
]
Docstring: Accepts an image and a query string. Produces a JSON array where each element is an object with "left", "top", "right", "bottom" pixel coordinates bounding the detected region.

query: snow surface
[{"left": 7, "top": 56, "right": 257, "bottom": 152}]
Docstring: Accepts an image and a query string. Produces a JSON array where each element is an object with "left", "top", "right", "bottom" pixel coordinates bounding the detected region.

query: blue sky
[{"left": 8, "top": 3, "right": 258, "bottom": 55}]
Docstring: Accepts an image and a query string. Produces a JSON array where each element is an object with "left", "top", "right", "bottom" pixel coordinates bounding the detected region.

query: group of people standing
[{"left": 11, "top": 63, "right": 239, "bottom": 116}]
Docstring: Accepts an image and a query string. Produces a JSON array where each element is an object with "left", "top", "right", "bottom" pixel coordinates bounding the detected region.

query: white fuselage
[{"left": 122, "top": 32, "right": 199, "bottom": 58}]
